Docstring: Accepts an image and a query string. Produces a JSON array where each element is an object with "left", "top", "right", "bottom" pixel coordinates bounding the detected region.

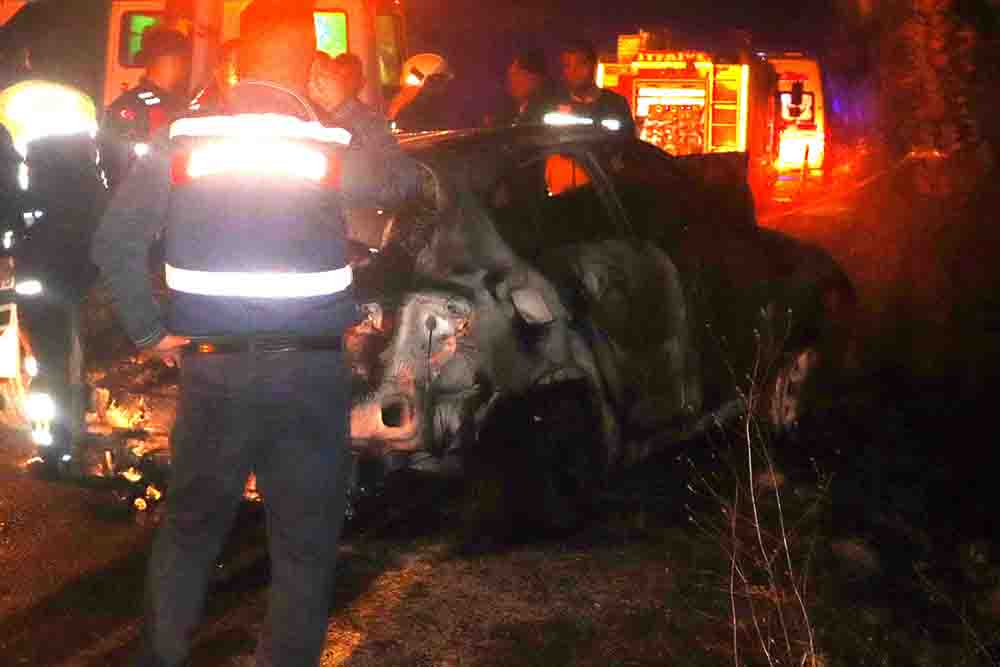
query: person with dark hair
[
  {"left": 309, "top": 50, "right": 420, "bottom": 209},
  {"left": 494, "top": 48, "right": 558, "bottom": 126},
  {"left": 559, "top": 39, "right": 635, "bottom": 134},
  {"left": 99, "top": 27, "right": 191, "bottom": 189},
  {"left": 309, "top": 51, "right": 390, "bottom": 148},
  {"left": 92, "top": 1, "right": 395, "bottom": 664}
]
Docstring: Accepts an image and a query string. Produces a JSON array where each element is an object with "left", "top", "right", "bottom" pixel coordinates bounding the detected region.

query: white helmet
[{"left": 400, "top": 53, "right": 452, "bottom": 88}]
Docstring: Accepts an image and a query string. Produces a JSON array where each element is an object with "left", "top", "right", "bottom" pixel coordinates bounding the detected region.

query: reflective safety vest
[{"left": 164, "top": 112, "right": 360, "bottom": 338}]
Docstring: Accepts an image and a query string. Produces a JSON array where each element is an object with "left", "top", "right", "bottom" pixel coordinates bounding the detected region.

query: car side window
[
  {"left": 489, "top": 152, "right": 617, "bottom": 260},
  {"left": 600, "top": 141, "right": 691, "bottom": 243}
]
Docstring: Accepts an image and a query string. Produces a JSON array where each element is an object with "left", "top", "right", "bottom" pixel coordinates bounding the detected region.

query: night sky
[{"left": 407, "top": 0, "right": 840, "bottom": 124}]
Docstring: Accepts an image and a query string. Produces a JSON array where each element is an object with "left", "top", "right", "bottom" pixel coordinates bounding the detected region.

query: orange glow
[
  {"left": 0, "top": 80, "right": 98, "bottom": 157},
  {"left": 545, "top": 154, "right": 592, "bottom": 196},
  {"left": 775, "top": 129, "right": 825, "bottom": 170},
  {"left": 737, "top": 64, "right": 750, "bottom": 152}
]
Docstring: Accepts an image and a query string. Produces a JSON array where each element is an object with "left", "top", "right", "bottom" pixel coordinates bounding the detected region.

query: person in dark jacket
[
  {"left": 558, "top": 40, "right": 635, "bottom": 134},
  {"left": 308, "top": 51, "right": 422, "bottom": 211},
  {"left": 496, "top": 49, "right": 558, "bottom": 126},
  {"left": 99, "top": 27, "right": 190, "bottom": 190},
  {"left": 309, "top": 52, "right": 394, "bottom": 150},
  {"left": 91, "top": 2, "right": 405, "bottom": 665}
]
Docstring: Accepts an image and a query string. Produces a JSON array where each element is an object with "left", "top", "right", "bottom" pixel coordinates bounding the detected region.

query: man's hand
[{"left": 144, "top": 335, "right": 191, "bottom": 368}]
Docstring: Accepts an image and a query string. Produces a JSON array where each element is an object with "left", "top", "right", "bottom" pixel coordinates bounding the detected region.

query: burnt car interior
[{"left": 489, "top": 152, "right": 617, "bottom": 262}]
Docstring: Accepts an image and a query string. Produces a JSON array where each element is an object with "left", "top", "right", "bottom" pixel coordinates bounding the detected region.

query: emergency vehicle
[
  {"left": 0, "top": 0, "right": 408, "bottom": 108},
  {"left": 597, "top": 34, "right": 831, "bottom": 203},
  {"left": 765, "top": 52, "right": 827, "bottom": 200},
  {"left": 598, "top": 34, "right": 777, "bottom": 174}
]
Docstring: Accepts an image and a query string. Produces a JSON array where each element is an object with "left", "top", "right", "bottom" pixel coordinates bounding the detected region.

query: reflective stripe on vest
[
  {"left": 165, "top": 263, "right": 353, "bottom": 299},
  {"left": 169, "top": 114, "right": 352, "bottom": 145}
]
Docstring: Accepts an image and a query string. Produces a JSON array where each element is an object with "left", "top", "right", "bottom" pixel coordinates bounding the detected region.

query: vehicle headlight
[
  {"left": 15, "top": 279, "right": 43, "bottom": 296},
  {"left": 32, "top": 428, "right": 53, "bottom": 447},
  {"left": 25, "top": 392, "right": 55, "bottom": 421},
  {"left": 0, "top": 80, "right": 98, "bottom": 158}
]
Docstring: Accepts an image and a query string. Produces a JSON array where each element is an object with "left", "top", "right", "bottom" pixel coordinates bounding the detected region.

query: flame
[{"left": 104, "top": 399, "right": 145, "bottom": 430}]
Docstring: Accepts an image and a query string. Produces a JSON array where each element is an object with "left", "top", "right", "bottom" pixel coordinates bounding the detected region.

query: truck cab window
[
  {"left": 315, "top": 12, "right": 349, "bottom": 58},
  {"left": 120, "top": 12, "right": 164, "bottom": 67}
]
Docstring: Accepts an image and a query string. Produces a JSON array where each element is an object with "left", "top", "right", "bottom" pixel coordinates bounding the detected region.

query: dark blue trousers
[{"left": 136, "top": 348, "right": 350, "bottom": 667}]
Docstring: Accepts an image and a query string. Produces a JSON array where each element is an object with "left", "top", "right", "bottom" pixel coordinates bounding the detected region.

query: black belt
[{"left": 185, "top": 335, "right": 342, "bottom": 355}]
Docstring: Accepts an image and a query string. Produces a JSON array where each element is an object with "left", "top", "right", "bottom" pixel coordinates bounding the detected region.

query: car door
[
  {"left": 488, "top": 144, "right": 697, "bottom": 428},
  {"left": 598, "top": 139, "right": 805, "bottom": 411}
]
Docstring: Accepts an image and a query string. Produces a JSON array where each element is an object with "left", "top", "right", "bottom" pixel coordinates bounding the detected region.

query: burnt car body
[{"left": 345, "top": 125, "right": 856, "bottom": 523}]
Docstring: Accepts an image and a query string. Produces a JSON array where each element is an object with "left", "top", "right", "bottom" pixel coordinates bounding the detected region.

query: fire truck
[
  {"left": 0, "top": 0, "right": 408, "bottom": 109},
  {"left": 598, "top": 33, "right": 779, "bottom": 197},
  {"left": 598, "top": 34, "right": 831, "bottom": 203}
]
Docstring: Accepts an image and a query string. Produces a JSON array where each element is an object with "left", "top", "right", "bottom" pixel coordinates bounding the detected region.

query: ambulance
[
  {"left": 765, "top": 52, "right": 827, "bottom": 200},
  {"left": 0, "top": 0, "right": 408, "bottom": 108}
]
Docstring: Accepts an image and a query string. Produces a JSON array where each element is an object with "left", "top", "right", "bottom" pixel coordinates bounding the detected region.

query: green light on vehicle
[
  {"left": 315, "top": 12, "right": 348, "bottom": 58},
  {"left": 128, "top": 14, "right": 161, "bottom": 64}
]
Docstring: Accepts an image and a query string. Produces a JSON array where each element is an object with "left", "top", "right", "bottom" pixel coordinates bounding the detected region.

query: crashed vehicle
[{"left": 345, "top": 123, "right": 856, "bottom": 528}]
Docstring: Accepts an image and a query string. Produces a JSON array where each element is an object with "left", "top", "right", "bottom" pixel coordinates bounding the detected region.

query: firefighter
[
  {"left": 387, "top": 53, "right": 458, "bottom": 132},
  {"left": 99, "top": 27, "right": 191, "bottom": 190},
  {"left": 558, "top": 40, "right": 635, "bottom": 134},
  {"left": 91, "top": 1, "right": 399, "bottom": 664}
]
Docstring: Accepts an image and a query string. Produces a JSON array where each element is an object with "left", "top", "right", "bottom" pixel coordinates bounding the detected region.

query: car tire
[{"left": 762, "top": 278, "right": 857, "bottom": 431}]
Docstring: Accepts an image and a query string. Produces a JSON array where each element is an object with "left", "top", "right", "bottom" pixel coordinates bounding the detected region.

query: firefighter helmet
[{"left": 400, "top": 53, "right": 452, "bottom": 88}]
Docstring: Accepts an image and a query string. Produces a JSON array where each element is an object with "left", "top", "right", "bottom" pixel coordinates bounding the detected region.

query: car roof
[{"left": 394, "top": 125, "right": 637, "bottom": 190}]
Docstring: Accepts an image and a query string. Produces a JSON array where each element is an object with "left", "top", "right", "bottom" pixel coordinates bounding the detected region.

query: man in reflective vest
[
  {"left": 92, "top": 2, "right": 378, "bottom": 665},
  {"left": 99, "top": 27, "right": 191, "bottom": 190}
]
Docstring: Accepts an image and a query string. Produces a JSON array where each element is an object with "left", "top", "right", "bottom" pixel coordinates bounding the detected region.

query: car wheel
[{"left": 465, "top": 379, "right": 607, "bottom": 541}]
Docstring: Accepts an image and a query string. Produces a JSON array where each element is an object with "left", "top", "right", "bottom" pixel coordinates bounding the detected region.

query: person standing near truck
[
  {"left": 92, "top": 0, "right": 388, "bottom": 663},
  {"left": 558, "top": 40, "right": 635, "bottom": 134},
  {"left": 99, "top": 27, "right": 190, "bottom": 190}
]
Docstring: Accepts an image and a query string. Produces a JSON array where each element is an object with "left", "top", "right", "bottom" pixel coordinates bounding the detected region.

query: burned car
[{"left": 345, "top": 124, "right": 855, "bottom": 528}]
